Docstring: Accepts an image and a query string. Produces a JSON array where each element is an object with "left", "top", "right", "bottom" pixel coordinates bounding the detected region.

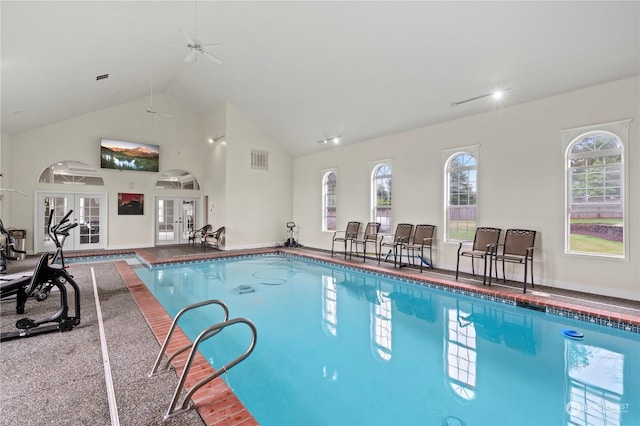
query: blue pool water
[{"left": 136, "top": 255, "right": 640, "bottom": 426}]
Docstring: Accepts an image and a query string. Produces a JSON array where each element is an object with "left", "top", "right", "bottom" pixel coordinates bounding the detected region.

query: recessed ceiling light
[{"left": 208, "top": 138, "right": 214, "bottom": 144}]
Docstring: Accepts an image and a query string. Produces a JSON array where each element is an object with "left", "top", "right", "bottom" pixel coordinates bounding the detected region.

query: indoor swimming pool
[{"left": 135, "top": 254, "right": 640, "bottom": 426}]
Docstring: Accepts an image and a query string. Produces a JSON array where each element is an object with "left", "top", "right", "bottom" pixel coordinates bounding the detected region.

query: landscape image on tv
[{"left": 100, "top": 138, "right": 159, "bottom": 172}]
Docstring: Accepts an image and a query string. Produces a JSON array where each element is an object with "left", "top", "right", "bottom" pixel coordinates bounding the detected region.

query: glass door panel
[
  {"left": 37, "top": 192, "right": 107, "bottom": 253},
  {"left": 155, "top": 197, "right": 199, "bottom": 245}
]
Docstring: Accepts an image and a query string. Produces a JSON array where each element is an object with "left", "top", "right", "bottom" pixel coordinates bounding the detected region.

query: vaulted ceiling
[{"left": 2, "top": 1, "right": 639, "bottom": 157}]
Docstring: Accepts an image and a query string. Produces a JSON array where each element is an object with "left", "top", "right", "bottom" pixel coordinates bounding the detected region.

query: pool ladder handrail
[
  {"left": 164, "top": 317, "right": 257, "bottom": 421},
  {"left": 149, "top": 299, "right": 230, "bottom": 377},
  {"left": 148, "top": 299, "right": 258, "bottom": 422}
]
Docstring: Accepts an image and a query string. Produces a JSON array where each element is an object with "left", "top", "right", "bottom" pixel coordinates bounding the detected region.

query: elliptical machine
[{"left": 0, "top": 209, "right": 81, "bottom": 342}]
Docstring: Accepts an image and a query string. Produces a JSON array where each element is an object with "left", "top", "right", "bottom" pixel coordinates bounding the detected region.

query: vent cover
[{"left": 250, "top": 149, "right": 269, "bottom": 170}]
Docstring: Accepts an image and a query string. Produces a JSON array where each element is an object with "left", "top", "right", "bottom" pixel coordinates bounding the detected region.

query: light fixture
[
  {"left": 317, "top": 136, "right": 341, "bottom": 145},
  {"left": 451, "top": 89, "right": 509, "bottom": 106},
  {"left": 210, "top": 135, "right": 226, "bottom": 145}
]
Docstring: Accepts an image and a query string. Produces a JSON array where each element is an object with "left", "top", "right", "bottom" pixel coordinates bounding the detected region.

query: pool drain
[{"left": 236, "top": 284, "right": 255, "bottom": 294}]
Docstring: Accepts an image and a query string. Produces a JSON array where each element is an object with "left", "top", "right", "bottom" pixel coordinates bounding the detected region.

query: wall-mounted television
[{"left": 100, "top": 138, "right": 160, "bottom": 172}]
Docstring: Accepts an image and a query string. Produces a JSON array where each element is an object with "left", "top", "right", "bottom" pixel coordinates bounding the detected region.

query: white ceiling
[{"left": 2, "top": 1, "right": 639, "bottom": 157}]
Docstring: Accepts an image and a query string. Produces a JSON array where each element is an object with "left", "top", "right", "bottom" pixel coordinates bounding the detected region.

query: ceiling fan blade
[
  {"left": 184, "top": 50, "right": 196, "bottom": 63},
  {"left": 158, "top": 112, "right": 174, "bottom": 118},
  {"left": 203, "top": 42, "right": 224, "bottom": 47},
  {"left": 202, "top": 51, "right": 223, "bottom": 64}
]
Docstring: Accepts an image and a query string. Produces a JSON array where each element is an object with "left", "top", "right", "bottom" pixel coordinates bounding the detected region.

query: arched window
[
  {"left": 322, "top": 171, "right": 337, "bottom": 231},
  {"left": 38, "top": 161, "right": 104, "bottom": 186},
  {"left": 445, "top": 150, "right": 477, "bottom": 241},
  {"left": 372, "top": 163, "right": 392, "bottom": 233},
  {"left": 155, "top": 169, "right": 200, "bottom": 190},
  {"left": 566, "top": 132, "right": 624, "bottom": 257}
]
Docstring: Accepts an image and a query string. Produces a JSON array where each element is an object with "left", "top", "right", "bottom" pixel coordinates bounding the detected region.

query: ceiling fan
[
  {"left": 181, "top": 1, "right": 223, "bottom": 64},
  {"left": 145, "top": 79, "right": 173, "bottom": 121}
]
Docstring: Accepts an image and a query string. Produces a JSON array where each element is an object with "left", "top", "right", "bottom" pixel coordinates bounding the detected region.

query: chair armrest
[
  {"left": 457, "top": 240, "right": 473, "bottom": 253},
  {"left": 485, "top": 243, "right": 499, "bottom": 254}
]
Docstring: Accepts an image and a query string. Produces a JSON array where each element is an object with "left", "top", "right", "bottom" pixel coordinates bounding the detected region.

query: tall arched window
[
  {"left": 322, "top": 171, "right": 337, "bottom": 231},
  {"left": 566, "top": 132, "right": 624, "bottom": 257},
  {"left": 372, "top": 163, "right": 392, "bottom": 233},
  {"left": 445, "top": 150, "right": 477, "bottom": 241}
]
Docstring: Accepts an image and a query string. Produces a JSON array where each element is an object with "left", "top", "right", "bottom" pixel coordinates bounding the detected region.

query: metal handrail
[
  {"left": 149, "top": 299, "right": 230, "bottom": 377},
  {"left": 164, "top": 317, "right": 258, "bottom": 421}
]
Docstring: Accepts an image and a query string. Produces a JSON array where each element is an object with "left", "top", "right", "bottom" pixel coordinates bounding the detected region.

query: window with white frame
[
  {"left": 564, "top": 124, "right": 627, "bottom": 258},
  {"left": 322, "top": 171, "right": 337, "bottom": 231},
  {"left": 372, "top": 163, "right": 392, "bottom": 233},
  {"left": 444, "top": 147, "right": 478, "bottom": 242}
]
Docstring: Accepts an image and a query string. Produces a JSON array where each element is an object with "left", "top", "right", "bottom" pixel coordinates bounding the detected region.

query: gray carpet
[{"left": 0, "top": 257, "right": 204, "bottom": 426}]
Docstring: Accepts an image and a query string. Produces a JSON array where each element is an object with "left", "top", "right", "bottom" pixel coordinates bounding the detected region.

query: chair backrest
[
  {"left": 394, "top": 223, "right": 414, "bottom": 243},
  {"left": 212, "top": 226, "right": 225, "bottom": 238},
  {"left": 413, "top": 224, "right": 435, "bottom": 245},
  {"left": 201, "top": 224, "right": 212, "bottom": 233},
  {"left": 363, "top": 222, "right": 380, "bottom": 240},
  {"left": 504, "top": 229, "right": 536, "bottom": 256},
  {"left": 344, "top": 221, "right": 361, "bottom": 238},
  {"left": 472, "top": 227, "right": 501, "bottom": 251}
]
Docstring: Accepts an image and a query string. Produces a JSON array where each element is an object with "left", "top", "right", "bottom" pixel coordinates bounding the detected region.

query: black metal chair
[
  {"left": 491, "top": 229, "right": 536, "bottom": 293},
  {"left": 188, "top": 224, "right": 211, "bottom": 247},
  {"left": 404, "top": 224, "right": 436, "bottom": 272},
  {"left": 455, "top": 227, "right": 501, "bottom": 284},
  {"left": 351, "top": 222, "right": 381, "bottom": 262},
  {"left": 202, "top": 226, "right": 225, "bottom": 251},
  {"left": 331, "top": 221, "right": 361, "bottom": 258},
  {"left": 379, "top": 223, "right": 414, "bottom": 268}
]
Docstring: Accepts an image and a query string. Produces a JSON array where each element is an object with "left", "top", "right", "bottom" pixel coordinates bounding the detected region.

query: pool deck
[{"left": 1, "top": 244, "right": 639, "bottom": 426}]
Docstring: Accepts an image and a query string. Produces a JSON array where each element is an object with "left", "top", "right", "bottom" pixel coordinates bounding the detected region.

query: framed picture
[
  {"left": 118, "top": 193, "right": 144, "bottom": 215},
  {"left": 101, "top": 138, "right": 159, "bottom": 172}
]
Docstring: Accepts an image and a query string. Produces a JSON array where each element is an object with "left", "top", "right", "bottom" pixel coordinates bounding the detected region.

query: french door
[
  {"left": 36, "top": 192, "right": 107, "bottom": 253},
  {"left": 155, "top": 197, "right": 199, "bottom": 245}
]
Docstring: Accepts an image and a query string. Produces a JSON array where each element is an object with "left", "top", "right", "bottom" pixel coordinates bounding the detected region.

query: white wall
[
  {"left": 203, "top": 104, "right": 227, "bottom": 238},
  {"left": 223, "top": 104, "right": 293, "bottom": 249},
  {"left": 2, "top": 94, "right": 294, "bottom": 252},
  {"left": 293, "top": 76, "right": 640, "bottom": 300},
  {"left": 4, "top": 92, "right": 206, "bottom": 250}
]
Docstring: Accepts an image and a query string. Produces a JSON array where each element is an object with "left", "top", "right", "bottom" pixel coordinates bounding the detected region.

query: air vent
[
  {"left": 250, "top": 149, "right": 269, "bottom": 171},
  {"left": 96, "top": 74, "right": 109, "bottom": 81}
]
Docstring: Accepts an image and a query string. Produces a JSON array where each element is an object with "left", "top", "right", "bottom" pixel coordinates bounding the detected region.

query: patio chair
[
  {"left": 331, "top": 221, "right": 361, "bottom": 259},
  {"left": 202, "top": 226, "right": 225, "bottom": 251},
  {"left": 379, "top": 223, "right": 414, "bottom": 268},
  {"left": 491, "top": 229, "right": 536, "bottom": 293},
  {"left": 188, "top": 224, "right": 211, "bottom": 247},
  {"left": 350, "top": 222, "right": 381, "bottom": 263},
  {"left": 404, "top": 224, "right": 436, "bottom": 272},
  {"left": 455, "top": 227, "right": 501, "bottom": 285}
]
